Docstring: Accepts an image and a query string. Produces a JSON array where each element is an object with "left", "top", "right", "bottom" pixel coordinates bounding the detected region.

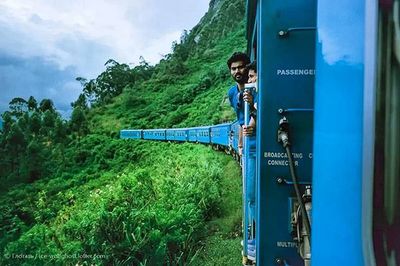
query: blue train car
[
  {"left": 174, "top": 128, "right": 188, "bottom": 142},
  {"left": 210, "top": 123, "right": 230, "bottom": 147},
  {"left": 195, "top": 126, "right": 210, "bottom": 144},
  {"left": 231, "top": 121, "right": 240, "bottom": 154},
  {"left": 188, "top": 128, "right": 197, "bottom": 142},
  {"left": 248, "top": 0, "right": 316, "bottom": 264},
  {"left": 143, "top": 129, "right": 166, "bottom": 140},
  {"left": 166, "top": 129, "right": 175, "bottom": 141},
  {"left": 120, "top": 129, "right": 142, "bottom": 139},
  {"left": 248, "top": 0, "right": 400, "bottom": 265},
  {"left": 311, "top": 1, "right": 400, "bottom": 265}
]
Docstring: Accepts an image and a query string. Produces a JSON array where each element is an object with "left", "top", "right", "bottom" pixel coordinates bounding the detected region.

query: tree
[
  {"left": 5, "top": 123, "right": 26, "bottom": 176},
  {"left": 42, "top": 110, "right": 56, "bottom": 129},
  {"left": 180, "top": 30, "right": 189, "bottom": 44},
  {"left": 95, "top": 59, "right": 134, "bottom": 103},
  {"left": 78, "top": 59, "right": 137, "bottom": 105},
  {"left": 1, "top": 112, "right": 13, "bottom": 136},
  {"left": 42, "top": 110, "right": 63, "bottom": 140},
  {"left": 39, "top": 99, "right": 55, "bottom": 113},
  {"left": 53, "top": 119, "right": 67, "bottom": 143},
  {"left": 26, "top": 140, "right": 44, "bottom": 182},
  {"left": 71, "top": 93, "right": 88, "bottom": 110},
  {"left": 27, "top": 96, "right": 38, "bottom": 111},
  {"left": 30, "top": 112, "right": 41, "bottom": 135},
  {"left": 70, "top": 107, "right": 88, "bottom": 138},
  {"left": 9, "top": 97, "right": 28, "bottom": 118},
  {"left": 133, "top": 57, "right": 155, "bottom": 82},
  {"left": 6, "top": 123, "right": 25, "bottom": 146}
]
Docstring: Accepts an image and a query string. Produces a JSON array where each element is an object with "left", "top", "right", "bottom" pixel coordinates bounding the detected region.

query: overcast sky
[{"left": 0, "top": 0, "right": 209, "bottom": 117}]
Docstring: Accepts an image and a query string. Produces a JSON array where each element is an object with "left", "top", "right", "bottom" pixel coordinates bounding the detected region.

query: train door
[{"left": 255, "top": 0, "right": 316, "bottom": 265}]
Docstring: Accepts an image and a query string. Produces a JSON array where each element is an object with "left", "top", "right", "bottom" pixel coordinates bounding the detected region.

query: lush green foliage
[
  {"left": 0, "top": 97, "right": 68, "bottom": 186},
  {"left": 1, "top": 140, "right": 237, "bottom": 265},
  {"left": 0, "top": 0, "right": 246, "bottom": 264}
]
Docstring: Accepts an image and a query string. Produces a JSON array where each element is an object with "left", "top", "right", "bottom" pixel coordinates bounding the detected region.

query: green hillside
[{"left": 0, "top": 0, "right": 246, "bottom": 264}]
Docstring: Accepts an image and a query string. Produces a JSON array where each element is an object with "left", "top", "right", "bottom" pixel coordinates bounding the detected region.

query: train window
[{"left": 373, "top": 4, "right": 400, "bottom": 264}]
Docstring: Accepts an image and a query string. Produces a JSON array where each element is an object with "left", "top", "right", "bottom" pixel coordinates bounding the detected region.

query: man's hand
[
  {"left": 243, "top": 125, "right": 255, "bottom": 136},
  {"left": 243, "top": 90, "right": 254, "bottom": 106}
]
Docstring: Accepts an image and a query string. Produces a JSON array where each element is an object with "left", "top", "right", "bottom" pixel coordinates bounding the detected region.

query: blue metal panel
[
  {"left": 188, "top": 129, "right": 197, "bottom": 142},
  {"left": 243, "top": 99, "right": 257, "bottom": 260},
  {"left": 143, "top": 129, "right": 166, "bottom": 140},
  {"left": 195, "top": 126, "right": 211, "bottom": 144},
  {"left": 312, "top": 0, "right": 366, "bottom": 265},
  {"left": 142, "top": 130, "right": 151, "bottom": 140},
  {"left": 175, "top": 129, "right": 188, "bottom": 142},
  {"left": 256, "top": 0, "right": 316, "bottom": 264},
  {"left": 210, "top": 123, "right": 231, "bottom": 146},
  {"left": 120, "top": 129, "right": 142, "bottom": 139},
  {"left": 231, "top": 121, "right": 240, "bottom": 153},
  {"left": 166, "top": 129, "right": 175, "bottom": 141},
  {"left": 362, "top": 1, "right": 377, "bottom": 264}
]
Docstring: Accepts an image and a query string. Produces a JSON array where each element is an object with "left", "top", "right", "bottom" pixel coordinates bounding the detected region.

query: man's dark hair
[
  {"left": 246, "top": 60, "right": 257, "bottom": 72},
  {"left": 227, "top": 52, "right": 250, "bottom": 69}
]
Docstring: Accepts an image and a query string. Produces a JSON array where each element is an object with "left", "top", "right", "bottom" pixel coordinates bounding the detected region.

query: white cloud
[
  {"left": 0, "top": 0, "right": 209, "bottom": 116},
  {"left": 0, "top": 0, "right": 209, "bottom": 73}
]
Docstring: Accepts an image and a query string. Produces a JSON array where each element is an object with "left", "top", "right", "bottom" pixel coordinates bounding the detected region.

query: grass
[{"left": 190, "top": 154, "right": 243, "bottom": 266}]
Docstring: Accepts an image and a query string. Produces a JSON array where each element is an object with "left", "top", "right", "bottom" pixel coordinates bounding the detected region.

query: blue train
[
  {"left": 121, "top": 0, "right": 400, "bottom": 265},
  {"left": 120, "top": 123, "right": 236, "bottom": 153}
]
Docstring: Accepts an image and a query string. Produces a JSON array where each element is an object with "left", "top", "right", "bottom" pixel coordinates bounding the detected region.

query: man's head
[
  {"left": 227, "top": 52, "right": 250, "bottom": 85},
  {"left": 246, "top": 61, "right": 257, "bottom": 83}
]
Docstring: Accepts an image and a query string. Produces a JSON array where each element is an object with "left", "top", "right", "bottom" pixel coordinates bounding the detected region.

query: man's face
[
  {"left": 230, "top": 61, "right": 247, "bottom": 84},
  {"left": 248, "top": 69, "right": 257, "bottom": 83}
]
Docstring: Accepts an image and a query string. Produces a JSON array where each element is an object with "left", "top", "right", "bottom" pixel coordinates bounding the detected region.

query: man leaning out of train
[{"left": 227, "top": 52, "right": 251, "bottom": 156}]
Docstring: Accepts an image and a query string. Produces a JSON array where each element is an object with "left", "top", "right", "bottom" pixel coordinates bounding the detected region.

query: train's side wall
[{"left": 312, "top": 0, "right": 367, "bottom": 265}]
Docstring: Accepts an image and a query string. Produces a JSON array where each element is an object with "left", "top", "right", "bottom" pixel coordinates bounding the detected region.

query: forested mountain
[{"left": 0, "top": 0, "right": 246, "bottom": 264}]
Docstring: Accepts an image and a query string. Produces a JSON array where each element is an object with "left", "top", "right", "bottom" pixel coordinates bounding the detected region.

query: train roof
[{"left": 142, "top": 128, "right": 166, "bottom": 131}]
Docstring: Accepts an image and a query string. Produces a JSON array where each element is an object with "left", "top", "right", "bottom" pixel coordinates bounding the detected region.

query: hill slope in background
[
  {"left": 86, "top": 0, "right": 246, "bottom": 133},
  {"left": 0, "top": 0, "right": 246, "bottom": 264}
]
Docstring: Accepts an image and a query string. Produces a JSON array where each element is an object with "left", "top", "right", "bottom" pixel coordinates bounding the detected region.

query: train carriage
[
  {"left": 210, "top": 123, "right": 231, "bottom": 147},
  {"left": 166, "top": 129, "right": 175, "bottom": 141},
  {"left": 188, "top": 128, "right": 197, "bottom": 142},
  {"left": 174, "top": 128, "right": 189, "bottom": 142},
  {"left": 194, "top": 126, "right": 211, "bottom": 144},
  {"left": 120, "top": 129, "right": 142, "bottom": 139},
  {"left": 143, "top": 129, "right": 166, "bottom": 141}
]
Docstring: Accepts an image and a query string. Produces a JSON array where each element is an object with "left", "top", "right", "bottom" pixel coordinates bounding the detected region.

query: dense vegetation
[{"left": 0, "top": 0, "right": 246, "bottom": 264}]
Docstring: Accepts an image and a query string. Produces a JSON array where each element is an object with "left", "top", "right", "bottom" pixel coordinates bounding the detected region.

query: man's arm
[
  {"left": 243, "top": 90, "right": 256, "bottom": 111},
  {"left": 238, "top": 126, "right": 243, "bottom": 156},
  {"left": 243, "top": 116, "right": 256, "bottom": 136}
]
